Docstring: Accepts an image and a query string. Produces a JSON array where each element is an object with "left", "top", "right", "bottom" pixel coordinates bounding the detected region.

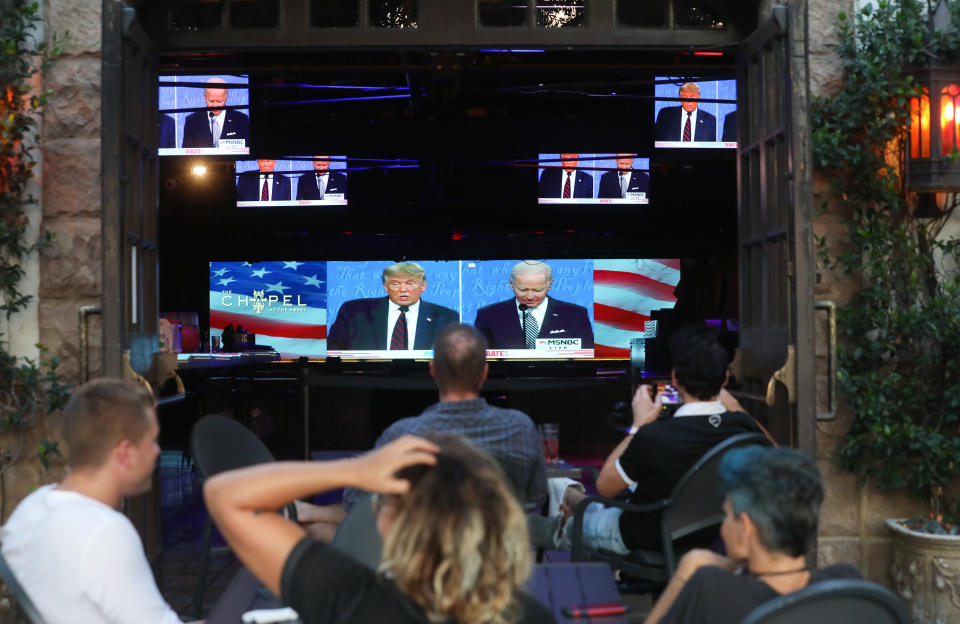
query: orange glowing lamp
[{"left": 906, "top": 66, "right": 960, "bottom": 192}]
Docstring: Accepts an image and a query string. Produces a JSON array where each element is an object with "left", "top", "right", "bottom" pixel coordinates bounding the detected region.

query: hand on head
[
  {"left": 353, "top": 435, "right": 439, "bottom": 495},
  {"left": 632, "top": 384, "right": 663, "bottom": 428}
]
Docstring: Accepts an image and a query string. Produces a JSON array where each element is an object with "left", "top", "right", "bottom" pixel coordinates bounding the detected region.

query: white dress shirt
[
  {"left": 386, "top": 299, "right": 420, "bottom": 349},
  {"left": 678, "top": 108, "right": 699, "bottom": 141},
  {"left": 515, "top": 297, "right": 549, "bottom": 334},
  {"left": 258, "top": 173, "right": 274, "bottom": 201},
  {"left": 315, "top": 172, "right": 328, "bottom": 197},
  {"left": 560, "top": 170, "right": 579, "bottom": 196},
  {"left": 209, "top": 111, "right": 224, "bottom": 142}
]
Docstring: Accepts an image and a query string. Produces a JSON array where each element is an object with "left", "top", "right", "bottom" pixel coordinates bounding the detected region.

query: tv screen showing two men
[
  {"left": 537, "top": 154, "right": 650, "bottom": 204},
  {"left": 235, "top": 157, "right": 348, "bottom": 206},
  {"left": 654, "top": 77, "right": 738, "bottom": 149},
  {"left": 159, "top": 74, "right": 250, "bottom": 156},
  {"left": 208, "top": 258, "right": 680, "bottom": 360}
]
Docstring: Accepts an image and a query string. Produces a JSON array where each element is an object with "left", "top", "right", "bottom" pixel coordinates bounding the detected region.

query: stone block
[
  {"left": 42, "top": 138, "right": 101, "bottom": 218},
  {"left": 818, "top": 460, "right": 861, "bottom": 536},
  {"left": 865, "top": 485, "right": 925, "bottom": 536},
  {"left": 39, "top": 217, "right": 102, "bottom": 297},
  {"left": 864, "top": 538, "right": 894, "bottom": 587},
  {"left": 46, "top": 0, "right": 101, "bottom": 54},
  {"left": 817, "top": 536, "right": 861, "bottom": 569},
  {"left": 43, "top": 54, "right": 101, "bottom": 139},
  {"left": 37, "top": 297, "right": 101, "bottom": 384}
]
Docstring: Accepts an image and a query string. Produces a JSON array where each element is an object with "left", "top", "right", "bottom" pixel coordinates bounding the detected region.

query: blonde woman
[{"left": 204, "top": 434, "right": 555, "bottom": 624}]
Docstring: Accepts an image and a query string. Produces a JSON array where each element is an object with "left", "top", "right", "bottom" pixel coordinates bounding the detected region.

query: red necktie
[
  {"left": 683, "top": 112, "right": 692, "bottom": 142},
  {"left": 562, "top": 172, "right": 571, "bottom": 198},
  {"left": 390, "top": 306, "right": 408, "bottom": 350},
  {"left": 261, "top": 177, "right": 269, "bottom": 201}
]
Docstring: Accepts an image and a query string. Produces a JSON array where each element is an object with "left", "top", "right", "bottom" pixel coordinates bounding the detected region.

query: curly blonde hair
[{"left": 379, "top": 434, "right": 532, "bottom": 624}]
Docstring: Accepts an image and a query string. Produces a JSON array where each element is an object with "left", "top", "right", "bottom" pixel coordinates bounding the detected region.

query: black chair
[
  {"left": 190, "top": 414, "right": 297, "bottom": 618},
  {"left": 738, "top": 578, "right": 910, "bottom": 624},
  {"left": 0, "top": 551, "right": 47, "bottom": 624},
  {"left": 331, "top": 493, "right": 383, "bottom": 570},
  {"left": 570, "top": 432, "right": 771, "bottom": 585}
]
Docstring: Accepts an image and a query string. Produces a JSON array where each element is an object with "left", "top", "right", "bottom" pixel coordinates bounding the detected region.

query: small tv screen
[
  {"left": 159, "top": 74, "right": 251, "bottom": 156},
  {"left": 235, "top": 156, "right": 349, "bottom": 207},
  {"left": 537, "top": 153, "right": 651, "bottom": 205},
  {"left": 654, "top": 77, "right": 737, "bottom": 149}
]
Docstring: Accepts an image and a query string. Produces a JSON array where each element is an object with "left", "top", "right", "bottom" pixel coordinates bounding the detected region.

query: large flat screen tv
[{"left": 209, "top": 258, "right": 679, "bottom": 360}]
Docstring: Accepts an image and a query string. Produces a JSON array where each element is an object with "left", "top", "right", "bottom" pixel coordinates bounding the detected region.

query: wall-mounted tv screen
[
  {"left": 209, "top": 258, "right": 679, "bottom": 360},
  {"left": 654, "top": 77, "right": 737, "bottom": 149},
  {"left": 159, "top": 74, "right": 251, "bottom": 156},
  {"left": 235, "top": 157, "right": 349, "bottom": 206},
  {"left": 537, "top": 153, "right": 651, "bottom": 204}
]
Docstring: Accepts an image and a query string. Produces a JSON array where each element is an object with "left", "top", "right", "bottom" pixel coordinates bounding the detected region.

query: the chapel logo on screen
[{"left": 219, "top": 290, "right": 309, "bottom": 315}]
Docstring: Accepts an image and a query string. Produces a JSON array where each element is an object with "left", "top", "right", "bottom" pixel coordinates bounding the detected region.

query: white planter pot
[{"left": 887, "top": 518, "right": 960, "bottom": 624}]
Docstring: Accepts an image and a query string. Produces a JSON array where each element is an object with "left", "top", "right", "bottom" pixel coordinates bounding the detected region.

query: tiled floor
[{"left": 156, "top": 450, "right": 652, "bottom": 622}]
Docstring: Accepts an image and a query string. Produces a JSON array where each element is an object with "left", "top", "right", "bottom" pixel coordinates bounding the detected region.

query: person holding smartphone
[{"left": 533, "top": 327, "right": 767, "bottom": 555}]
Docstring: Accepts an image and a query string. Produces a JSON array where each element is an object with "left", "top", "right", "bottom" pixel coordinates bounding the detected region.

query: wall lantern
[{"left": 905, "top": 1, "right": 960, "bottom": 193}]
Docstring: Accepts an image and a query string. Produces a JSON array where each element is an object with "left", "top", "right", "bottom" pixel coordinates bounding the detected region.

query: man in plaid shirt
[{"left": 298, "top": 323, "right": 547, "bottom": 540}]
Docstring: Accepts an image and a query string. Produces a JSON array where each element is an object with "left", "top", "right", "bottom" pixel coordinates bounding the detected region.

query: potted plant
[{"left": 812, "top": 1, "right": 960, "bottom": 621}]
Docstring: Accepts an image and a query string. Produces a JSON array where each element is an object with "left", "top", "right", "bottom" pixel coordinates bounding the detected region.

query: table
[
  {"left": 529, "top": 562, "right": 629, "bottom": 623},
  {"left": 207, "top": 562, "right": 625, "bottom": 623}
]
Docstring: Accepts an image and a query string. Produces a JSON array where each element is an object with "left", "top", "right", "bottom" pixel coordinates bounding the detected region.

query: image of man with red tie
[
  {"left": 655, "top": 82, "right": 718, "bottom": 142},
  {"left": 537, "top": 153, "right": 595, "bottom": 199},
  {"left": 235, "top": 159, "right": 292, "bottom": 202},
  {"left": 326, "top": 262, "right": 459, "bottom": 351},
  {"left": 296, "top": 156, "right": 348, "bottom": 201}
]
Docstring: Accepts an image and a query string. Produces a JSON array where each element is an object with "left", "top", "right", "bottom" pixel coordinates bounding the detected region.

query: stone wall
[
  {"left": 39, "top": 0, "right": 103, "bottom": 384},
  {"left": 806, "top": 0, "right": 942, "bottom": 586}
]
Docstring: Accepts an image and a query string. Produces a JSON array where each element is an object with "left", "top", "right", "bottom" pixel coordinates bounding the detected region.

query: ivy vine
[
  {"left": 811, "top": 0, "right": 960, "bottom": 520},
  {"left": 0, "top": 0, "right": 70, "bottom": 519}
]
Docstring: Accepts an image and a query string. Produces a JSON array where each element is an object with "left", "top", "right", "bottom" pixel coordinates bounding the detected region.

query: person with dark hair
[
  {"left": 204, "top": 434, "right": 556, "bottom": 623},
  {"left": 295, "top": 323, "right": 547, "bottom": 540},
  {"left": 532, "top": 327, "right": 767, "bottom": 554},
  {"left": 1, "top": 379, "right": 194, "bottom": 624},
  {"left": 645, "top": 446, "right": 860, "bottom": 623}
]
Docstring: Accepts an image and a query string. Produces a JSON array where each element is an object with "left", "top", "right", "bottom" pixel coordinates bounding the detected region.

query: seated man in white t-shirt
[{"left": 1, "top": 378, "right": 193, "bottom": 624}]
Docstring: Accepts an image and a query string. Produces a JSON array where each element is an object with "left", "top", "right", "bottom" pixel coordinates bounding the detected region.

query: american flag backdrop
[
  {"left": 593, "top": 259, "right": 680, "bottom": 358},
  {"left": 209, "top": 261, "right": 327, "bottom": 357}
]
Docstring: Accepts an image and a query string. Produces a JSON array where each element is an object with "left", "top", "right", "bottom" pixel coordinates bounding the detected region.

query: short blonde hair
[
  {"left": 381, "top": 262, "right": 426, "bottom": 284},
  {"left": 63, "top": 378, "right": 155, "bottom": 469},
  {"left": 380, "top": 435, "right": 531, "bottom": 624},
  {"left": 679, "top": 82, "right": 700, "bottom": 95}
]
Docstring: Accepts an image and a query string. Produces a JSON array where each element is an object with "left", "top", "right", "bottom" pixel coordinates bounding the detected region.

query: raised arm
[
  {"left": 596, "top": 385, "right": 662, "bottom": 496},
  {"left": 203, "top": 436, "right": 438, "bottom": 596}
]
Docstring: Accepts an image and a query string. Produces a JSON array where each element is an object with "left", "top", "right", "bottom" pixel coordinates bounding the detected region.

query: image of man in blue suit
[
  {"left": 296, "top": 156, "right": 348, "bottom": 201},
  {"left": 327, "top": 262, "right": 459, "bottom": 351},
  {"left": 474, "top": 261, "right": 594, "bottom": 350},
  {"left": 597, "top": 153, "right": 650, "bottom": 199},
  {"left": 236, "top": 159, "right": 291, "bottom": 202},
  {"left": 538, "top": 153, "right": 594, "bottom": 199},
  {"left": 655, "top": 82, "right": 717, "bottom": 142},
  {"left": 182, "top": 78, "right": 249, "bottom": 148}
]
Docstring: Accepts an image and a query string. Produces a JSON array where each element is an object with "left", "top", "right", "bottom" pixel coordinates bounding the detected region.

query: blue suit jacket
[
  {"left": 182, "top": 109, "right": 249, "bottom": 148},
  {"left": 159, "top": 114, "right": 176, "bottom": 149},
  {"left": 473, "top": 298, "right": 594, "bottom": 349},
  {"left": 655, "top": 106, "right": 717, "bottom": 142},
  {"left": 236, "top": 172, "right": 291, "bottom": 202},
  {"left": 327, "top": 297, "right": 459, "bottom": 351},
  {"left": 597, "top": 170, "right": 650, "bottom": 199},
  {"left": 538, "top": 168, "right": 594, "bottom": 199},
  {"left": 296, "top": 171, "right": 348, "bottom": 200}
]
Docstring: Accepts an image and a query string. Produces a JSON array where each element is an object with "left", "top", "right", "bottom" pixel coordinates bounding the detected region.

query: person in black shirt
[
  {"left": 645, "top": 445, "right": 861, "bottom": 623},
  {"left": 204, "top": 434, "right": 556, "bottom": 624},
  {"left": 539, "top": 327, "right": 770, "bottom": 553}
]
